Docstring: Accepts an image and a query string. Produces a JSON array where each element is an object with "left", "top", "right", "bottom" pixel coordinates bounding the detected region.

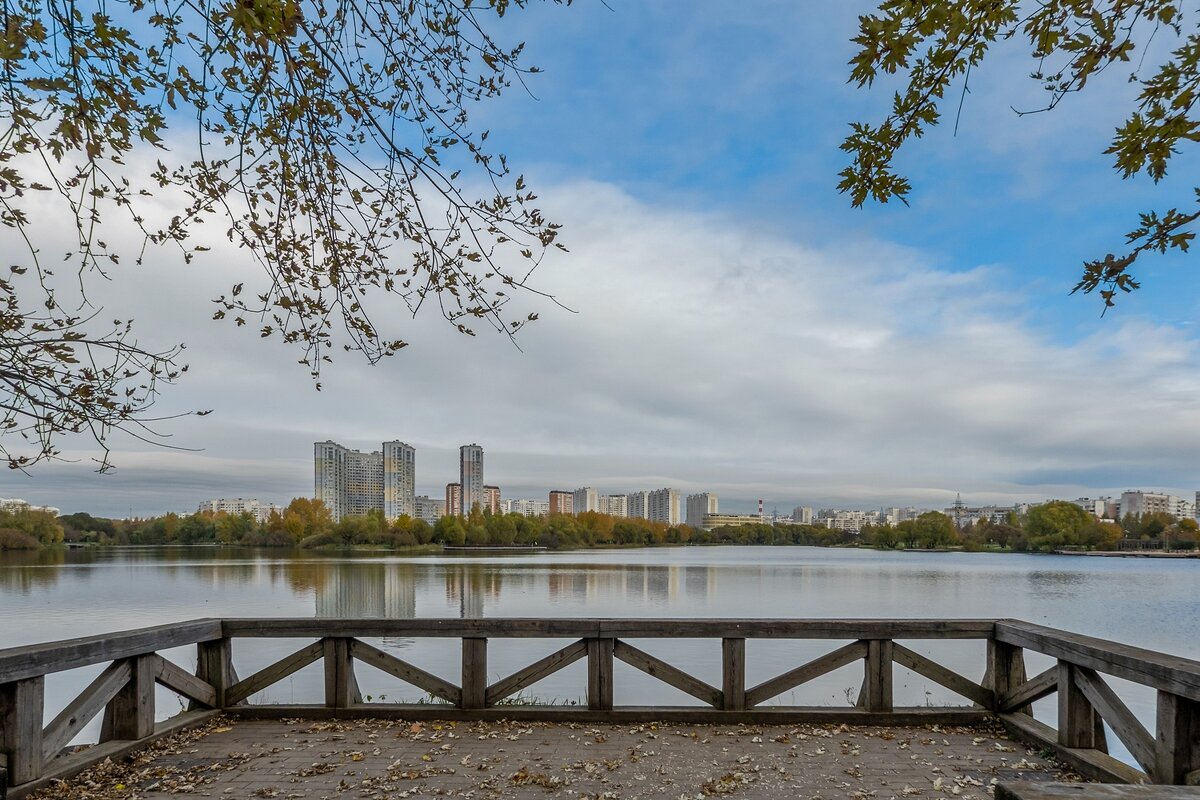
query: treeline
[
  {"left": 860, "top": 503, "right": 1198, "bottom": 553},
  {"left": 52, "top": 500, "right": 694, "bottom": 550},
  {"left": 0, "top": 508, "right": 64, "bottom": 550},
  {"left": 18, "top": 498, "right": 1200, "bottom": 554}
]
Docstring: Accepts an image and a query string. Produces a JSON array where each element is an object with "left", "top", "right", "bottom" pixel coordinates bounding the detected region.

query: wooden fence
[{"left": 1, "top": 618, "right": 1198, "bottom": 798}]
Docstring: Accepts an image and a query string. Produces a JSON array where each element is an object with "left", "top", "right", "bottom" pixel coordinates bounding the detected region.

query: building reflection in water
[
  {"left": 314, "top": 563, "right": 417, "bottom": 619},
  {"left": 546, "top": 565, "right": 713, "bottom": 608},
  {"left": 443, "top": 565, "right": 502, "bottom": 618}
]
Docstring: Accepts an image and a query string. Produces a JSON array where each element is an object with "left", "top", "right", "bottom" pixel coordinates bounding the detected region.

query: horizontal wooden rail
[
  {"left": 221, "top": 617, "right": 997, "bottom": 639},
  {"left": 4, "top": 616, "right": 1200, "bottom": 800}
]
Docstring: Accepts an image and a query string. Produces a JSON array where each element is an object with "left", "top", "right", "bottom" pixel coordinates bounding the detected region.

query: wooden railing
[{"left": 1, "top": 618, "right": 1198, "bottom": 799}]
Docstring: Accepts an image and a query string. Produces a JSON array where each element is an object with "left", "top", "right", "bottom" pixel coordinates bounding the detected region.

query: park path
[{"left": 33, "top": 716, "right": 1080, "bottom": 800}]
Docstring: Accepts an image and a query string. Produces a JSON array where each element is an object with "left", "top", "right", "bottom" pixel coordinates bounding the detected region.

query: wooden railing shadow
[{"left": 1, "top": 618, "right": 1198, "bottom": 799}]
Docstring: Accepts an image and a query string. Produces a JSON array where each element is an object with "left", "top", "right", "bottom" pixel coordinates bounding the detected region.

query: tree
[
  {"left": 0, "top": 0, "right": 567, "bottom": 469},
  {"left": 843, "top": 2, "right": 1198, "bottom": 309}
]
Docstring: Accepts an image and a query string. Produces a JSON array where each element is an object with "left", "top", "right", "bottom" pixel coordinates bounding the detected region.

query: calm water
[{"left": 2, "top": 546, "right": 1198, "bottom": 760}]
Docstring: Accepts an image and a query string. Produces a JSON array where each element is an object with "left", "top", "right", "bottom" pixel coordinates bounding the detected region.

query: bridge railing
[{"left": 2, "top": 618, "right": 1199, "bottom": 799}]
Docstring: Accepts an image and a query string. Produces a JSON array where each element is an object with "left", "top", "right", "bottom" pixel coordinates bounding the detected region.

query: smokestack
[{"left": 758, "top": 499, "right": 764, "bottom": 518}]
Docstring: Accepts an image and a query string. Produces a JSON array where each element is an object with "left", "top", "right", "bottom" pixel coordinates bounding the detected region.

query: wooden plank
[
  {"left": 722, "top": 638, "right": 745, "bottom": 712},
  {"left": 613, "top": 640, "right": 721, "bottom": 707},
  {"left": 0, "top": 676, "right": 44, "bottom": 784},
  {"left": 996, "top": 782, "right": 1200, "bottom": 799},
  {"left": 350, "top": 640, "right": 462, "bottom": 706},
  {"left": 587, "top": 638, "right": 614, "bottom": 711},
  {"left": 1155, "top": 690, "right": 1200, "bottom": 785},
  {"left": 6, "top": 710, "right": 218, "bottom": 800},
  {"left": 221, "top": 618, "right": 996, "bottom": 640},
  {"left": 892, "top": 643, "right": 994, "bottom": 707},
  {"left": 41, "top": 660, "right": 131, "bottom": 761},
  {"left": 1000, "top": 712, "right": 1148, "bottom": 785},
  {"left": 152, "top": 654, "right": 217, "bottom": 708},
  {"left": 863, "top": 640, "right": 893, "bottom": 713},
  {"left": 194, "top": 637, "right": 238, "bottom": 708},
  {"left": 225, "top": 640, "right": 324, "bottom": 706},
  {"left": 746, "top": 641, "right": 867, "bottom": 708},
  {"left": 485, "top": 640, "right": 585, "bottom": 707},
  {"left": 997, "top": 620, "right": 1200, "bottom": 702},
  {"left": 100, "top": 654, "right": 155, "bottom": 742},
  {"left": 0, "top": 619, "right": 223, "bottom": 683},
  {"left": 989, "top": 640, "right": 1031, "bottom": 714},
  {"left": 322, "top": 639, "right": 360, "bottom": 709},
  {"left": 461, "top": 638, "right": 487, "bottom": 710},
  {"left": 1072, "top": 666, "right": 1155, "bottom": 774},
  {"left": 227, "top": 702, "right": 989, "bottom": 727},
  {"left": 1000, "top": 665, "right": 1058, "bottom": 713},
  {"left": 1058, "top": 661, "right": 1104, "bottom": 751}
]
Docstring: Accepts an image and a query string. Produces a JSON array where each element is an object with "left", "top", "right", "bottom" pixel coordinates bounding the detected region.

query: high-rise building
[
  {"left": 598, "top": 494, "right": 628, "bottom": 517},
  {"left": 648, "top": 488, "right": 681, "bottom": 525},
  {"left": 314, "top": 440, "right": 385, "bottom": 522},
  {"left": 1118, "top": 490, "right": 1194, "bottom": 520},
  {"left": 382, "top": 440, "right": 416, "bottom": 521},
  {"left": 626, "top": 491, "right": 648, "bottom": 519},
  {"left": 484, "top": 485, "right": 501, "bottom": 515},
  {"left": 549, "top": 490, "right": 573, "bottom": 515},
  {"left": 459, "top": 444, "right": 484, "bottom": 515},
  {"left": 414, "top": 496, "right": 446, "bottom": 525},
  {"left": 572, "top": 487, "right": 598, "bottom": 514},
  {"left": 792, "top": 506, "right": 814, "bottom": 525},
  {"left": 445, "top": 483, "right": 462, "bottom": 517},
  {"left": 686, "top": 493, "right": 718, "bottom": 528}
]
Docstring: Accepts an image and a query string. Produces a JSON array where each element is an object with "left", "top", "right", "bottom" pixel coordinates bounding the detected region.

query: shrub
[{"left": 0, "top": 528, "right": 40, "bottom": 550}]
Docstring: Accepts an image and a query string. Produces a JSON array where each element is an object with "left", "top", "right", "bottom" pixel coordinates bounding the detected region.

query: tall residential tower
[{"left": 459, "top": 444, "right": 484, "bottom": 515}]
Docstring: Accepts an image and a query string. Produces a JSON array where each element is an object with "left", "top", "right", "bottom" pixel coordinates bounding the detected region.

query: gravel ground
[{"left": 31, "top": 716, "right": 1081, "bottom": 800}]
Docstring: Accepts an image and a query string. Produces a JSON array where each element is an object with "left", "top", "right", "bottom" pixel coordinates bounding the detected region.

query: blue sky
[{"left": 5, "top": 1, "right": 1200, "bottom": 516}]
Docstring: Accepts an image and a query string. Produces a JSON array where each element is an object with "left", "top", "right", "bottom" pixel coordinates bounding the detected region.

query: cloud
[{"left": 6, "top": 175, "right": 1200, "bottom": 516}]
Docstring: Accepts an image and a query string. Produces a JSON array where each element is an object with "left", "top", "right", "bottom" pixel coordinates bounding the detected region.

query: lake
[{"left": 2, "top": 545, "right": 1198, "bottom": 762}]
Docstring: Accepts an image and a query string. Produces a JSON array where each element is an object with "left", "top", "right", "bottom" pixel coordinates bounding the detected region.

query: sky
[{"left": 6, "top": 1, "right": 1200, "bottom": 517}]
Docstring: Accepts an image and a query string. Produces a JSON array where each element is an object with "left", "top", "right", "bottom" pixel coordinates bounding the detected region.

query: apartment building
[
  {"left": 686, "top": 493, "right": 719, "bottom": 528},
  {"left": 647, "top": 488, "right": 681, "bottom": 525}
]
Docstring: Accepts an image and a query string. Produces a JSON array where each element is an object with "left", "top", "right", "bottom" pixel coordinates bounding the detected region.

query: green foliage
[
  {"left": 845, "top": 0, "right": 1200, "bottom": 309},
  {"left": 0, "top": 507, "right": 64, "bottom": 545},
  {"left": 1024, "top": 500, "right": 1121, "bottom": 551}
]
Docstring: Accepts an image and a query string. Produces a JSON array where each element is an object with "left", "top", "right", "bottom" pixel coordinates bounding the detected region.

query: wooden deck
[
  {"left": 24, "top": 715, "right": 1075, "bottom": 800},
  {"left": 3, "top": 617, "right": 1200, "bottom": 799}
]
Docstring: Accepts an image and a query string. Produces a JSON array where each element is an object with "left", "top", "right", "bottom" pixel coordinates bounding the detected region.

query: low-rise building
[
  {"left": 0, "top": 498, "right": 59, "bottom": 516},
  {"left": 700, "top": 513, "right": 760, "bottom": 531},
  {"left": 413, "top": 496, "right": 445, "bottom": 525},
  {"left": 196, "top": 498, "right": 282, "bottom": 524}
]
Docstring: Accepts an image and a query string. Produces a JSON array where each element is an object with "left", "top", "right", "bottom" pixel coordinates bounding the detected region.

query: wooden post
[
  {"left": 323, "top": 638, "right": 361, "bottom": 709},
  {"left": 722, "top": 638, "right": 745, "bottom": 711},
  {"left": 587, "top": 638, "right": 614, "bottom": 711},
  {"left": 195, "top": 637, "right": 237, "bottom": 708},
  {"left": 1154, "top": 690, "right": 1200, "bottom": 784},
  {"left": 862, "top": 640, "right": 893, "bottom": 713},
  {"left": 987, "top": 640, "right": 1030, "bottom": 714},
  {"left": 0, "top": 676, "right": 44, "bottom": 784},
  {"left": 100, "top": 655, "right": 155, "bottom": 742},
  {"left": 1057, "top": 661, "right": 1106, "bottom": 751},
  {"left": 461, "top": 638, "right": 487, "bottom": 710}
]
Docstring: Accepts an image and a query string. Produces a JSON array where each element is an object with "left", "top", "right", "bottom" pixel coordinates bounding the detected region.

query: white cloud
[{"left": 4, "top": 175, "right": 1199, "bottom": 516}]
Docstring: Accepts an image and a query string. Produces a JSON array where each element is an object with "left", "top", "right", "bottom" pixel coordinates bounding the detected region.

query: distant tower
[
  {"left": 758, "top": 499, "right": 764, "bottom": 518},
  {"left": 952, "top": 493, "right": 966, "bottom": 527},
  {"left": 459, "top": 444, "right": 484, "bottom": 515}
]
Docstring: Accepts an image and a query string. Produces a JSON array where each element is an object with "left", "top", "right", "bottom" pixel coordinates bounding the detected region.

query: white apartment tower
[
  {"left": 626, "top": 491, "right": 648, "bottom": 519},
  {"left": 686, "top": 493, "right": 719, "bottom": 528},
  {"left": 382, "top": 440, "right": 416, "bottom": 520},
  {"left": 793, "top": 506, "right": 814, "bottom": 525},
  {"left": 572, "top": 487, "right": 599, "bottom": 514},
  {"left": 459, "top": 444, "right": 484, "bottom": 515},
  {"left": 315, "top": 439, "right": 415, "bottom": 522},
  {"left": 648, "top": 488, "right": 682, "bottom": 525},
  {"left": 598, "top": 494, "right": 628, "bottom": 517}
]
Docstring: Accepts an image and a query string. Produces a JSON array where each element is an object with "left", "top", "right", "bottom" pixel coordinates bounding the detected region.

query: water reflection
[
  {"left": 313, "top": 563, "right": 418, "bottom": 619},
  {"left": 0, "top": 547, "right": 65, "bottom": 593}
]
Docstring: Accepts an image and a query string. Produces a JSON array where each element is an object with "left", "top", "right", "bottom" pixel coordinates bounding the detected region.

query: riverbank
[{"left": 1055, "top": 549, "right": 1200, "bottom": 558}]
